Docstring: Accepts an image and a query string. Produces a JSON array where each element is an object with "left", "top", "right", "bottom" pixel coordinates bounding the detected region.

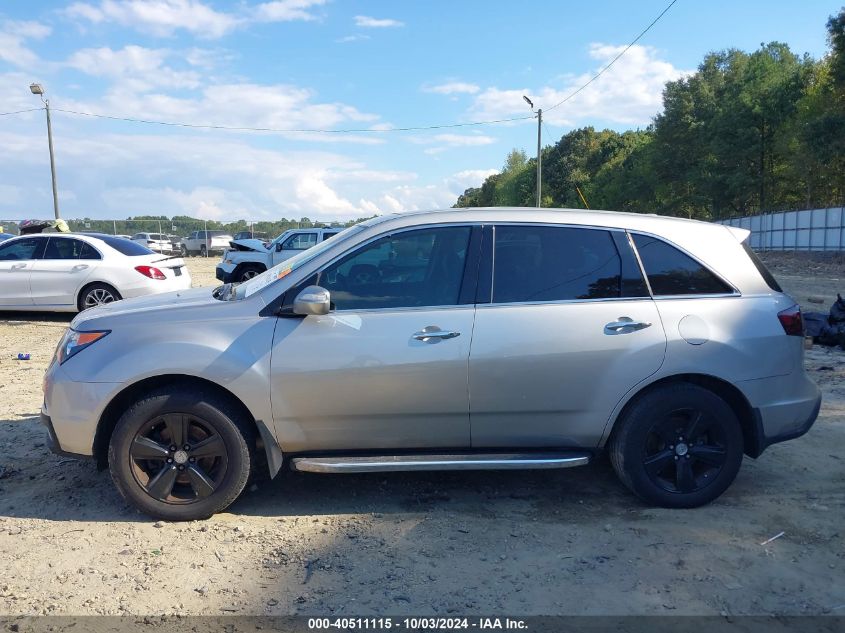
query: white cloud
[
  {"left": 66, "top": 46, "right": 202, "bottom": 91},
  {"left": 423, "top": 82, "right": 480, "bottom": 95},
  {"left": 253, "top": 0, "right": 327, "bottom": 23},
  {"left": 63, "top": 0, "right": 327, "bottom": 38},
  {"left": 408, "top": 132, "right": 497, "bottom": 155},
  {"left": 470, "top": 43, "right": 690, "bottom": 127},
  {"left": 0, "top": 20, "right": 51, "bottom": 68},
  {"left": 64, "top": 0, "right": 241, "bottom": 38},
  {"left": 336, "top": 34, "right": 371, "bottom": 43},
  {"left": 353, "top": 15, "right": 404, "bottom": 28},
  {"left": 358, "top": 168, "right": 497, "bottom": 213}
]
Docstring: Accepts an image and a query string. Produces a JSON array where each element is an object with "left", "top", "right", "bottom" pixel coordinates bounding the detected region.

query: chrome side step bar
[{"left": 290, "top": 452, "right": 591, "bottom": 473}]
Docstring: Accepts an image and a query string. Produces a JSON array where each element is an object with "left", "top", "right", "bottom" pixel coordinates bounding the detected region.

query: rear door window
[
  {"left": 632, "top": 233, "right": 733, "bottom": 296},
  {"left": 44, "top": 238, "right": 96, "bottom": 259},
  {"left": 491, "top": 225, "right": 631, "bottom": 303}
]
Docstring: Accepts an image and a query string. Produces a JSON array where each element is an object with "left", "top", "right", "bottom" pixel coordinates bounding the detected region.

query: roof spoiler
[{"left": 725, "top": 225, "right": 751, "bottom": 242}]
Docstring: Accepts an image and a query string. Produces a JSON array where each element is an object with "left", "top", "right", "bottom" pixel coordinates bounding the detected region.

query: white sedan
[{"left": 0, "top": 233, "right": 192, "bottom": 312}]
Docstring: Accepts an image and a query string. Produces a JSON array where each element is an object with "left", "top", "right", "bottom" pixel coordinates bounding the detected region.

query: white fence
[{"left": 719, "top": 207, "right": 845, "bottom": 251}]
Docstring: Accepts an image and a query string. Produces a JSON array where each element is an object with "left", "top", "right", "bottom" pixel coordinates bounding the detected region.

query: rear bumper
[
  {"left": 120, "top": 275, "right": 192, "bottom": 299},
  {"left": 738, "top": 372, "right": 822, "bottom": 457}
]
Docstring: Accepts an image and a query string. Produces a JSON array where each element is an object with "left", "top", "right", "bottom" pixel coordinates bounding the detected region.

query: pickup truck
[
  {"left": 180, "top": 230, "right": 233, "bottom": 256},
  {"left": 216, "top": 227, "right": 342, "bottom": 283}
]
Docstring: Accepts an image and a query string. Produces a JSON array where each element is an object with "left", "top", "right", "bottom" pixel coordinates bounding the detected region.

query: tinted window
[
  {"left": 742, "top": 242, "right": 782, "bottom": 292},
  {"left": 283, "top": 233, "right": 318, "bottom": 250},
  {"left": 492, "top": 226, "right": 624, "bottom": 303},
  {"left": 97, "top": 235, "right": 155, "bottom": 256},
  {"left": 44, "top": 238, "right": 100, "bottom": 260},
  {"left": 131, "top": 233, "right": 144, "bottom": 240},
  {"left": 319, "top": 226, "right": 471, "bottom": 310},
  {"left": 0, "top": 237, "right": 42, "bottom": 261},
  {"left": 632, "top": 233, "right": 732, "bottom": 296}
]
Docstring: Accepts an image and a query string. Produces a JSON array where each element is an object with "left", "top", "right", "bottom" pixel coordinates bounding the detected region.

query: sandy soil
[{"left": 0, "top": 255, "right": 843, "bottom": 617}]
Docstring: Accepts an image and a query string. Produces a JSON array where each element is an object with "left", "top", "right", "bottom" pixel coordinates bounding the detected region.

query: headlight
[{"left": 56, "top": 329, "right": 110, "bottom": 365}]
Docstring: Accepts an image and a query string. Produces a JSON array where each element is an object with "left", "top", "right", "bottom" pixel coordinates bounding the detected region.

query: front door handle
[
  {"left": 605, "top": 317, "right": 652, "bottom": 334},
  {"left": 413, "top": 326, "right": 461, "bottom": 343},
  {"left": 10, "top": 263, "right": 27, "bottom": 270}
]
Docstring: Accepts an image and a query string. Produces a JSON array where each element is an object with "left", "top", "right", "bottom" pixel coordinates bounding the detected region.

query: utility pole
[
  {"left": 536, "top": 108, "right": 542, "bottom": 208},
  {"left": 30, "top": 83, "right": 60, "bottom": 219},
  {"left": 523, "top": 96, "right": 542, "bottom": 208}
]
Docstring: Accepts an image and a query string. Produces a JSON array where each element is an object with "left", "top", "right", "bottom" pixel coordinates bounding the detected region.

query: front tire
[
  {"left": 237, "top": 264, "right": 265, "bottom": 282},
  {"left": 108, "top": 386, "right": 255, "bottom": 521},
  {"left": 609, "top": 383, "right": 744, "bottom": 508}
]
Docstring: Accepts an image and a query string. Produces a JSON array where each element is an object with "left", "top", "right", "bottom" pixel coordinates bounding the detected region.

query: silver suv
[{"left": 41, "top": 208, "right": 821, "bottom": 520}]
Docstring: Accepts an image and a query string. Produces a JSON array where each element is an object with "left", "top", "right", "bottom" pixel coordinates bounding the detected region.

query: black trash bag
[
  {"left": 830, "top": 294, "right": 845, "bottom": 323},
  {"left": 803, "top": 312, "right": 829, "bottom": 338}
]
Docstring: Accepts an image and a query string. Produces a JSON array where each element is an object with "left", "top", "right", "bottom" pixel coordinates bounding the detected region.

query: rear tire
[
  {"left": 108, "top": 386, "right": 255, "bottom": 521},
  {"left": 180, "top": 244, "right": 188, "bottom": 257},
  {"left": 78, "top": 283, "right": 122, "bottom": 311},
  {"left": 609, "top": 383, "right": 743, "bottom": 508},
  {"left": 237, "top": 264, "right": 265, "bottom": 282},
  {"left": 199, "top": 245, "right": 207, "bottom": 257}
]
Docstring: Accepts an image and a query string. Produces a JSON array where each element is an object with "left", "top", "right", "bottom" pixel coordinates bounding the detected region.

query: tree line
[{"left": 455, "top": 9, "right": 845, "bottom": 220}]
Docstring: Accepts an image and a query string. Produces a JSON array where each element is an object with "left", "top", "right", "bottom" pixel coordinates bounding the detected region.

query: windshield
[{"left": 234, "top": 225, "right": 365, "bottom": 299}]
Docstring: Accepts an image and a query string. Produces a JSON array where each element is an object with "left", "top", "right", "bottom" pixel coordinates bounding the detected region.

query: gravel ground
[{"left": 0, "top": 254, "right": 843, "bottom": 617}]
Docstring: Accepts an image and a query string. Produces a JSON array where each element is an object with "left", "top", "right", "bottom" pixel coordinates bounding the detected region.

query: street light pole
[
  {"left": 30, "top": 83, "right": 60, "bottom": 220},
  {"left": 523, "top": 95, "right": 542, "bottom": 208}
]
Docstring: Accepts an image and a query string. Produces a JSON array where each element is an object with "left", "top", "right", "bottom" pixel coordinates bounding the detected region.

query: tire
[
  {"left": 78, "top": 283, "right": 122, "bottom": 311},
  {"left": 237, "top": 264, "right": 265, "bottom": 282},
  {"left": 108, "top": 386, "right": 256, "bottom": 521},
  {"left": 609, "top": 383, "right": 744, "bottom": 508},
  {"left": 180, "top": 244, "right": 188, "bottom": 257},
  {"left": 199, "top": 245, "right": 207, "bottom": 257}
]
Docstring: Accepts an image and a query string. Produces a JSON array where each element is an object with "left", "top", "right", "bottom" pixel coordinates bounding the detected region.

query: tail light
[
  {"left": 135, "top": 265, "right": 166, "bottom": 280},
  {"left": 778, "top": 304, "right": 803, "bottom": 336}
]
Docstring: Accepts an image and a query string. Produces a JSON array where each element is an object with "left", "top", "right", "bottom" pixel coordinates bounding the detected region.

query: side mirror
[
  {"left": 276, "top": 243, "right": 284, "bottom": 252},
  {"left": 293, "top": 285, "right": 331, "bottom": 316}
]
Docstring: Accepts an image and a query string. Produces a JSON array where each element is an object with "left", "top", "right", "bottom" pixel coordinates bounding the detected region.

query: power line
[
  {"left": 0, "top": 107, "right": 43, "bottom": 116},
  {"left": 51, "top": 107, "right": 535, "bottom": 134},
  {"left": 544, "top": 0, "right": 679, "bottom": 113}
]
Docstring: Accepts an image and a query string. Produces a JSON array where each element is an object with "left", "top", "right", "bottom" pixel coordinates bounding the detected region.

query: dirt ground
[{"left": 0, "top": 253, "right": 843, "bottom": 617}]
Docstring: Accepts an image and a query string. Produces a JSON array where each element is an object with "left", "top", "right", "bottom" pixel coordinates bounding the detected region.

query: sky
[{"left": 0, "top": 0, "right": 839, "bottom": 222}]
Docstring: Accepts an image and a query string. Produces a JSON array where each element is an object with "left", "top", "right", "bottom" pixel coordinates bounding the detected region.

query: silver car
[{"left": 41, "top": 208, "right": 821, "bottom": 520}]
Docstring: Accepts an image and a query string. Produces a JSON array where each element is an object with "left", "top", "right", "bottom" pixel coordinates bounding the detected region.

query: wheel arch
[
  {"left": 604, "top": 373, "right": 762, "bottom": 458},
  {"left": 92, "top": 374, "right": 284, "bottom": 476}
]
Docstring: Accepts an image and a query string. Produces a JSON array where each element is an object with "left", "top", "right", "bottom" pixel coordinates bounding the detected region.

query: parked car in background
[
  {"left": 216, "top": 226, "right": 343, "bottom": 282},
  {"left": 181, "top": 230, "right": 233, "bottom": 256},
  {"left": 233, "top": 230, "right": 269, "bottom": 242},
  {"left": 0, "top": 233, "right": 14, "bottom": 243},
  {"left": 0, "top": 232, "right": 191, "bottom": 311},
  {"left": 132, "top": 233, "right": 173, "bottom": 254},
  {"left": 42, "top": 208, "right": 820, "bottom": 520}
]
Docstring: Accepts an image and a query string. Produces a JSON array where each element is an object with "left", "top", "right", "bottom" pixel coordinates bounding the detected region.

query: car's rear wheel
[
  {"left": 237, "top": 264, "right": 264, "bottom": 282},
  {"left": 199, "top": 245, "right": 207, "bottom": 257},
  {"left": 609, "top": 383, "right": 744, "bottom": 508},
  {"left": 79, "top": 283, "right": 122, "bottom": 311},
  {"left": 180, "top": 244, "right": 188, "bottom": 257},
  {"left": 108, "top": 386, "right": 255, "bottom": 521}
]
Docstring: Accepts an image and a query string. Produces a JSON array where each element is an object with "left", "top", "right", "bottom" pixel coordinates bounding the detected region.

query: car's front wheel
[
  {"left": 237, "top": 264, "right": 264, "bottom": 282},
  {"left": 609, "top": 383, "right": 744, "bottom": 508},
  {"left": 108, "top": 386, "right": 255, "bottom": 521}
]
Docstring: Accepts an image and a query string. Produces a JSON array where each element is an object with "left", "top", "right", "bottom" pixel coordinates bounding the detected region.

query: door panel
[
  {"left": 468, "top": 224, "right": 666, "bottom": 448},
  {"left": 0, "top": 238, "right": 43, "bottom": 307},
  {"left": 270, "top": 308, "right": 475, "bottom": 452},
  {"left": 469, "top": 300, "right": 665, "bottom": 447},
  {"left": 30, "top": 238, "right": 98, "bottom": 306}
]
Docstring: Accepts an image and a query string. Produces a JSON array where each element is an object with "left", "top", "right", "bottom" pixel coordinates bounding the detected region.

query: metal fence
[{"left": 718, "top": 207, "right": 845, "bottom": 251}]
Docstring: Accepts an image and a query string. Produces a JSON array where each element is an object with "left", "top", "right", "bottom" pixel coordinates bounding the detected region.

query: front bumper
[
  {"left": 216, "top": 264, "right": 237, "bottom": 283},
  {"left": 40, "top": 412, "right": 91, "bottom": 460}
]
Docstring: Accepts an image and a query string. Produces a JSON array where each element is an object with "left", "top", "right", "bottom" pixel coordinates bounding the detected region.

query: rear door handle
[
  {"left": 413, "top": 326, "right": 461, "bottom": 343},
  {"left": 605, "top": 317, "right": 651, "bottom": 334},
  {"left": 72, "top": 264, "right": 89, "bottom": 272}
]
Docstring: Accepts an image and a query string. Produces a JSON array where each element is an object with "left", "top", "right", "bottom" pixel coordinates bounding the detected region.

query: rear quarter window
[
  {"left": 741, "top": 243, "right": 783, "bottom": 292},
  {"left": 97, "top": 235, "right": 155, "bottom": 256},
  {"left": 632, "top": 233, "right": 733, "bottom": 296}
]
